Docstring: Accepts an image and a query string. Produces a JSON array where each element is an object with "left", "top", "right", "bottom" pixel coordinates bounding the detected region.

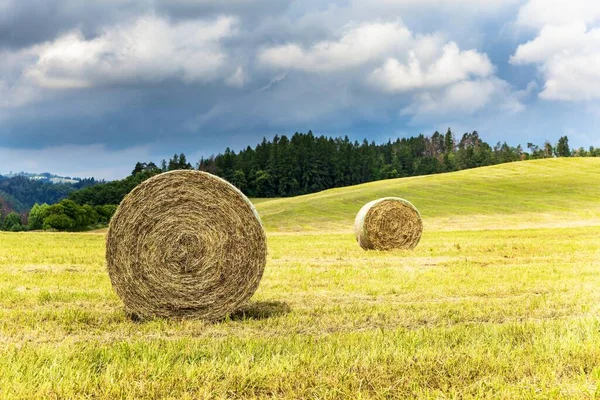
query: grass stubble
[{"left": 0, "top": 158, "right": 599, "bottom": 398}]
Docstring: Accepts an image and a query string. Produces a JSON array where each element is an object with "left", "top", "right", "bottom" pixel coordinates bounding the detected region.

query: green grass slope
[{"left": 256, "top": 158, "right": 600, "bottom": 232}]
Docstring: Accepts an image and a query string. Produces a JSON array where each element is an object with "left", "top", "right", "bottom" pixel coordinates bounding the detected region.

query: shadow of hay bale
[
  {"left": 229, "top": 301, "right": 291, "bottom": 321},
  {"left": 125, "top": 301, "right": 291, "bottom": 323},
  {"left": 126, "top": 312, "right": 145, "bottom": 322}
]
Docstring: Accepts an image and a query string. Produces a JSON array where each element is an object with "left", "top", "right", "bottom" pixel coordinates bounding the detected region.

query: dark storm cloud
[
  {"left": 1, "top": 0, "right": 599, "bottom": 179},
  {"left": 0, "top": 82, "right": 240, "bottom": 149},
  {"left": 154, "top": 0, "right": 292, "bottom": 22},
  {"left": 0, "top": 0, "right": 292, "bottom": 49},
  {"left": 0, "top": 0, "right": 141, "bottom": 49}
]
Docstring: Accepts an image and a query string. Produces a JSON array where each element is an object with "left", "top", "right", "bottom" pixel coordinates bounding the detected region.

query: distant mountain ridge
[
  {"left": 0, "top": 173, "right": 100, "bottom": 216},
  {"left": 1, "top": 171, "right": 87, "bottom": 184}
]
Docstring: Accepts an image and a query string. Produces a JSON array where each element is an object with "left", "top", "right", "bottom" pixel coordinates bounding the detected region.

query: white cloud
[
  {"left": 540, "top": 53, "right": 600, "bottom": 101},
  {"left": 510, "top": 0, "right": 600, "bottom": 101},
  {"left": 515, "top": 0, "right": 600, "bottom": 29},
  {"left": 0, "top": 48, "right": 40, "bottom": 108},
  {"left": 402, "top": 78, "right": 524, "bottom": 122},
  {"left": 0, "top": 0, "right": 541, "bottom": 156},
  {"left": 24, "top": 15, "right": 238, "bottom": 89},
  {"left": 258, "top": 19, "right": 507, "bottom": 117},
  {"left": 258, "top": 21, "right": 412, "bottom": 72},
  {"left": 258, "top": 18, "right": 521, "bottom": 120},
  {"left": 368, "top": 42, "right": 493, "bottom": 92},
  {"left": 512, "top": 3, "right": 600, "bottom": 101},
  {"left": 511, "top": 22, "right": 594, "bottom": 64}
]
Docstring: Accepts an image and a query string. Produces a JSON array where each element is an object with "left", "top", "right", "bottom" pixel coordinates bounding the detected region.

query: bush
[
  {"left": 95, "top": 204, "right": 117, "bottom": 224},
  {"left": 28, "top": 203, "right": 50, "bottom": 230},
  {"left": 43, "top": 213, "right": 74, "bottom": 230},
  {"left": 39, "top": 199, "right": 115, "bottom": 231},
  {"left": 10, "top": 224, "right": 27, "bottom": 232},
  {"left": 3, "top": 212, "right": 23, "bottom": 231}
]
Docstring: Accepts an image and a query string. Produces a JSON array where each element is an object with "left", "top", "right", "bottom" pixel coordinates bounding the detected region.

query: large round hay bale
[
  {"left": 354, "top": 197, "right": 423, "bottom": 251},
  {"left": 106, "top": 170, "right": 267, "bottom": 320}
]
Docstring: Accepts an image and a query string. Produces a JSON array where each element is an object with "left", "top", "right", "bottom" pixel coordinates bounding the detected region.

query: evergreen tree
[
  {"left": 254, "top": 170, "right": 274, "bottom": 197},
  {"left": 444, "top": 128, "right": 455, "bottom": 154},
  {"left": 230, "top": 170, "right": 248, "bottom": 192},
  {"left": 168, "top": 154, "right": 180, "bottom": 171},
  {"left": 132, "top": 162, "right": 146, "bottom": 175},
  {"left": 178, "top": 153, "right": 193, "bottom": 169},
  {"left": 543, "top": 141, "right": 554, "bottom": 158},
  {"left": 556, "top": 136, "right": 570, "bottom": 157},
  {"left": 50, "top": 130, "right": 590, "bottom": 212}
]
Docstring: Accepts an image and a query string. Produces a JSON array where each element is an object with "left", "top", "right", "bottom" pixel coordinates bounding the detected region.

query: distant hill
[
  {"left": 1, "top": 171, "right": 85, "bottom": 184},
  {"left": 255, "top": 158, "right": 600, "bottom": 232},
  {"left": 0, "top": 191, "right": 26, "bottom": 217},
  {"left": 0, "top": 174, "right": 100, "bottom": 213}
]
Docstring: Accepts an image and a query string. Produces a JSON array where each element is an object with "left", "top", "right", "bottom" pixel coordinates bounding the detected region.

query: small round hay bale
[
  {"left": 106, "top": 170, "right": 267, "bottom": 320},
  {"left": 354, "top": 197, "right": 423, "bottom": 251}
]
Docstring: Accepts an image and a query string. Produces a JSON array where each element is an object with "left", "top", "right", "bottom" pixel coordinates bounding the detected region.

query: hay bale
[
  {"left": 354, "top": 197, "right": 423, "bottom": 251},
  {"left": 106, "top": 170, "right": 267, "bottom": 320}
]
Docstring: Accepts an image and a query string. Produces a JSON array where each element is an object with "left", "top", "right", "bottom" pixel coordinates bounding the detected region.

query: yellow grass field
[{"left": 1, "top": 158, "right": 600, "bottom": 399}]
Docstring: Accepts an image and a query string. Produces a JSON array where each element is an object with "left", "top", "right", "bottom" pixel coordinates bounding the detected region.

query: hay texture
[
  {"left": 354, "top": 197, "right": 423, "bottom": 251},
  {"left": 106, "top": 170, "right": 267, "bottom": 320}
]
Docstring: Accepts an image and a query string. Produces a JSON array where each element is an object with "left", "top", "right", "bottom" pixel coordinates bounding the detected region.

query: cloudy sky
[{"left": 1, "top": 0, "right": 600, "bottom": 179}]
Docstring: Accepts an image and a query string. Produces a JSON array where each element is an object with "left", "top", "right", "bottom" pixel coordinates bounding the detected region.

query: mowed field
[{"left": 1, "top": 158, "right": 600, "bottom": 399}]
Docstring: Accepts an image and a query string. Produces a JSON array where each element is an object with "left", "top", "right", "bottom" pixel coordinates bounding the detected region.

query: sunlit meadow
[{"left": 1, "top": 158, "right": 600, "bottom": 399}]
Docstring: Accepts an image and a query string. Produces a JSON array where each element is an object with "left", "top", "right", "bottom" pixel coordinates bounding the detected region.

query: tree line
[
  {"left": 60, "top": 130, "right": 598, "bottom": 209},
  {"left": 0, "top": 175, "right": 103, "bottom": 231},
  {"left": 196, "top": 130, "right": 596, "bottom": 197},
  {"left": 3, "top": 129, "right": 597, "bottom": 232},
  {"left": 0, "top": 175, "right": 98, "bottom": 212},
  {"left": 0, "top": 201, "right": 116, "bottom": 232},
  {"left": 0, "top": 172, "right": 155, "bottom": 232}
]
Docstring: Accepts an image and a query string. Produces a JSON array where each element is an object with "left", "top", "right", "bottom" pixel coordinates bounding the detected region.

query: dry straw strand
[
  {"left": 354, "top": 197, "right": 423, "bottom": 251},
  {"left": 106, "top": 170, "right": 267, "bottom": 320}
]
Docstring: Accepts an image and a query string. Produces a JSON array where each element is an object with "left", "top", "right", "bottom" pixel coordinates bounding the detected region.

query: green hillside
[{"left": 255, "top": 158, "right": 600, "bottom": 232}]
